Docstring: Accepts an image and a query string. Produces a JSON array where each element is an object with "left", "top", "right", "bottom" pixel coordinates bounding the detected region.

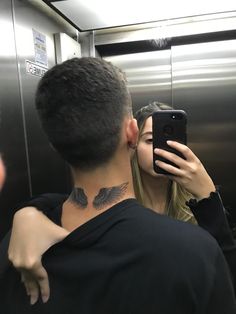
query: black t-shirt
[
  {"left": 0, "top": 199, "right": 236, "bottom": 313},
  {"left": 9, "top": 190, "right": 236, "bottom": 293}
]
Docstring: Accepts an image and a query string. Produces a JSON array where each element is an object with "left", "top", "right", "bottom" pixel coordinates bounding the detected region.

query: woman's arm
[{"left": 8, "top": 193, "right": 69, "bottom": 304}]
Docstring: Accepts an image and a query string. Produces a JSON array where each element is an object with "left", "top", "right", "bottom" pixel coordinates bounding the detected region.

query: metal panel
[
  {"left": 172, "top": 40, "right": 236, "bottom": 221},
  {"left": 0, "top": 0, "right": 30, "bottom": 239},
  {"left": 13, "top": 0, "right": 74, "bottom": 197},
  {"left": 0, "top": 0, "right": 78, "bottom": 239},
  {"left": 104, "top": 50, "right": 172, "bottom": 112},
  {"left": 54, "top": 33, "right": 81, "bottom": 63}
]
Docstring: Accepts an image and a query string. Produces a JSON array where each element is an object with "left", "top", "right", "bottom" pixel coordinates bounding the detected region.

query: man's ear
[{"left": 126, "top": 118, "right": 138, "bottom": 149}]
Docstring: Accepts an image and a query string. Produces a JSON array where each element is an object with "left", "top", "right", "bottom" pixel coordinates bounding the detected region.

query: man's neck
[
  {"left": 62, "top": 157, "right": 135, "bottom": 232},
  {"left": 69, "top": 182, "right": 129, "bottom": 210}
]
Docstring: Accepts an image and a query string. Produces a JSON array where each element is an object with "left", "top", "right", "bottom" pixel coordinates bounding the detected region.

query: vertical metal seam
[
  {"left": 11, "top": 0, "right": 33, "bottom": 196},
  {"left": 170, "top": 46, "right": 173, "bottom": 108}
]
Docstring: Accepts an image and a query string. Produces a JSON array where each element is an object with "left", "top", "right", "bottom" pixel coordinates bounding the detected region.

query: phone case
[{"left": 152, "top": 110, "right": 187, "bottom": 175}]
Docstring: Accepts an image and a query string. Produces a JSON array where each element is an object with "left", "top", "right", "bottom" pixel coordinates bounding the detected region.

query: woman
[
  {"left": 7, "top": 102, "right": 236, "bottom": 304},
  {"left": 132, "top": 102, "right": 196, "bottom": 222}
]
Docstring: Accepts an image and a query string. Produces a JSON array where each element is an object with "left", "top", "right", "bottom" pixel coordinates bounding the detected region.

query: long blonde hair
[{"left": 132, "top": 102, "right": 196, "bottom": 223}]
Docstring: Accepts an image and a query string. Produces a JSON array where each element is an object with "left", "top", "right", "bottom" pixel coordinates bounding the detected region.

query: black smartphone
[{"left": 152, "top": 110, "right": 187, "bottom": 175}]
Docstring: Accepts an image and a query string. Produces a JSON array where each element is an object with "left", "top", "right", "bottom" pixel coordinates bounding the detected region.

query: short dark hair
[{"left": 35, "top": 57, "right": 132, "bottom": 170}]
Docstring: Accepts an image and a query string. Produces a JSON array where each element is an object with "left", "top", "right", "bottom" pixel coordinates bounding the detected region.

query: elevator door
[
  {"left": 172, "top": 39, "right": 236, "bottom": 222},
  {"left": 105, "top": 39, "right": 236, "bottom": 225},
  {"left": 104, "top": 49, "right": 172, "bottom": 112}
]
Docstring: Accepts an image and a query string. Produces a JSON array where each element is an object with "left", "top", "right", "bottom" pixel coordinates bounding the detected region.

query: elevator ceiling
[{"left": 44, "top": 0, "right": 236, "bottom": 31}]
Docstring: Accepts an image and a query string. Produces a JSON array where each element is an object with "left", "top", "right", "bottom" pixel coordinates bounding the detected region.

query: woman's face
[{"left": 137, "top": 116, "right": 158, "bottom": 177}]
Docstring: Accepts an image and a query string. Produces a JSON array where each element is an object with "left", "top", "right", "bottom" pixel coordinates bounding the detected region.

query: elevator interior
[{"left": 0, "top": 0, "right": 235, "bottom": 239}]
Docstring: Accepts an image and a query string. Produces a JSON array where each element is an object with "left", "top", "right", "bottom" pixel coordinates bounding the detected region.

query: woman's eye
[{"left": 146, "top": 138, "right": 153, "bottom": 144}]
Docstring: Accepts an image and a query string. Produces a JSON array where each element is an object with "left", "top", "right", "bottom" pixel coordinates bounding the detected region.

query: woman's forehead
[{"left": 142, "top": 116, "right": 152, "bottom": 132}]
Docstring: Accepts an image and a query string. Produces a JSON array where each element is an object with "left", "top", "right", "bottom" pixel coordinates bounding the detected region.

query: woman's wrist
[{"left": 192, "top": 180, "right": 216, "bottom": 201}]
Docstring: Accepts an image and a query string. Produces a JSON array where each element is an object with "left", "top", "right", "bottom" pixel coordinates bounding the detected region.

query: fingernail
[
  {"left": 30, "top": 297, "right": 37, "bottom": 305},
  {"left": 42, "top": 295, "right": 49, "bottom": 303}
]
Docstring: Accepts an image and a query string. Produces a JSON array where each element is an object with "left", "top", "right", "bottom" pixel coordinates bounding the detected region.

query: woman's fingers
[
  {"left": 21, "top": 271, "right": 40, "bottom": 305},
  {"left": 154, "top": 141, "right": 200, "bottom": 171},
  {"left": 8, "top": 207, "right": 69, "bottom": 304},
  {"left": 166, "top": 141, "right": 196, "bottom": 161},
  {"left": 154, "top": 148, "right": 186, "bottom": 173},
  {"left": 20, "top": 264, "right": 49, "bottom": 305},
  {"left": 31, "top": 264, "right": 50, "bottom": 304},
  {"left": 154, "top": 141, "right": 215, "bottom": 199},
  {"left": 154, "top": 158, "right": 183, "bottom": 177}
]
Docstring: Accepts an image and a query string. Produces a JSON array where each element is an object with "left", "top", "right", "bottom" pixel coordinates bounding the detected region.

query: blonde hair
[{"left": 132, "top": 102, "right": 196, "bottom": 223}]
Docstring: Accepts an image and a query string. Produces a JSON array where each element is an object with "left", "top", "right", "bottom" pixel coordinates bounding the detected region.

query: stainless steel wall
[
  {"left": 172, "top": 40, "right": 236, "bottom": 221},
  {"left": 0, "top": 0, "right": 30, "bottom": 239},
  {"left": 0, "top": 0, "right": 78, "bottom": 239},
  {"left": 104, "top": 38, "right": 236, "bottom": 225},
  {"left": 105, "top": 50, "right": 172, "bottom": 113}
]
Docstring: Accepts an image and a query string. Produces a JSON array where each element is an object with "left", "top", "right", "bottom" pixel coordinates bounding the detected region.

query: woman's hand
[
  {"left": 8, "top": 207, "right": 69, "bottom": 305},
  {"left": 154, "top": 141, "right": 216, "bottom": 200}
]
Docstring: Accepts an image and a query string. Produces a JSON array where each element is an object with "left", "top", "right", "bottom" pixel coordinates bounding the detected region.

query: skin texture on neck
[{"left": 62, "top": 157, "right": 134, "bottom": 232}]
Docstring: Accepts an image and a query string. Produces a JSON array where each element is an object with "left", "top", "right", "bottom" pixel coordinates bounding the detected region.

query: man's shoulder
[{"left": 124, "top": 199, "right": 219, "bottom": 255}]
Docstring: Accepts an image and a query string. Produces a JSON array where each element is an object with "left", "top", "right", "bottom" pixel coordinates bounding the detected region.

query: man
[{"left": 0, "top": 57, "right": 235, "bottom": 313}]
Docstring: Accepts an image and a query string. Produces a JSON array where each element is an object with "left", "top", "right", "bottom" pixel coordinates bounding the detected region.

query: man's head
[{"left": 36, "top": 57, "right": 133, "bottom": 171}]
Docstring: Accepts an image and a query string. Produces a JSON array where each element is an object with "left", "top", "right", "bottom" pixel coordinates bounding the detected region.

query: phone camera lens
[{"left": 171, "top": 113, "right": 183, "bottom": 120}]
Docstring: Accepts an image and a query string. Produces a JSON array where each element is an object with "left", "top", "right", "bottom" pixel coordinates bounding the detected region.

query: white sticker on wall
[
  {"left": 33, "top": 29, "right": 48, "bottom": 67},
  {"left": 25, "top": 60, "right": 47, "bottom": 78}
]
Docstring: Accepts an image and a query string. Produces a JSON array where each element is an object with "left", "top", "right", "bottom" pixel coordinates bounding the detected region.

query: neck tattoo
[
  {"left": 93, "top": 182, "right": 128, "bottom": 210},
  {"left": 69, "top": 182, "right": 128, "bottom": 210},
  {"left": 69, "top": 188, "right": 88, "bottom": 209}
]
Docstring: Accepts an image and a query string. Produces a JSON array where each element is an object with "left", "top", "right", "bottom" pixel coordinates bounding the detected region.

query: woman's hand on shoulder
[
  {"left": 8, "top": 207, "right": 69, "bottom": 304},
  {"left": 154, "top": 141, "right": 216, "bottom": 199}
]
